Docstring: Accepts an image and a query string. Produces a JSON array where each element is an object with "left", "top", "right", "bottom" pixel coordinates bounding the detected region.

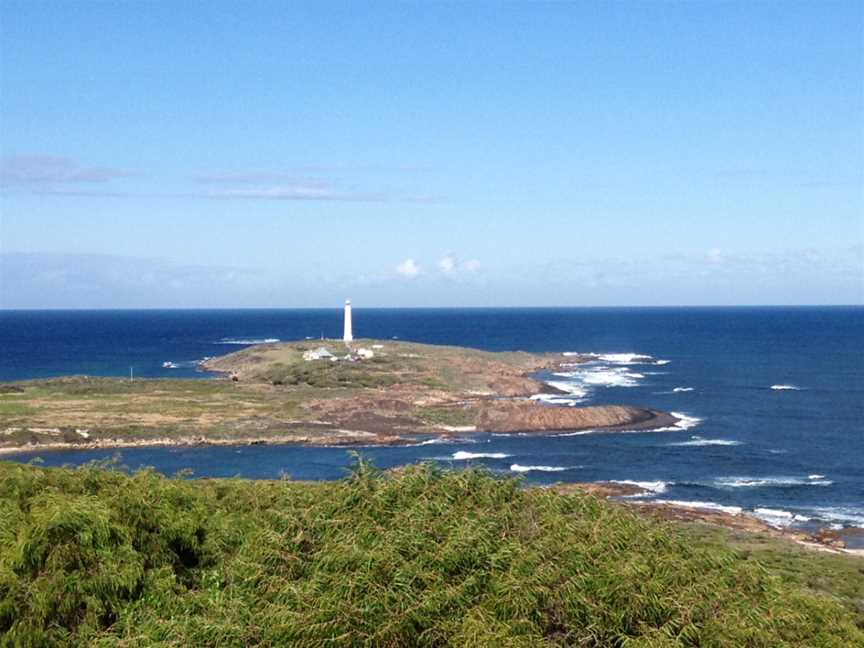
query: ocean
[{"left": 1, "top": 307, "right": 862, "bottom": 535}]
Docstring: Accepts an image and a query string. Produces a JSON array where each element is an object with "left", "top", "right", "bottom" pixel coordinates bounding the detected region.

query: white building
[
  {"left": 303, "top": 347, "right": 336, "bottom": 361},
  {"left": 356, "top": 348, "right": 374, "bottom": 359}
]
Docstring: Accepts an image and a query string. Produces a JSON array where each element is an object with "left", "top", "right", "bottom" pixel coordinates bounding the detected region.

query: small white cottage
[{"left": 303, "top": 347, "right": 336, "bottom": 361}]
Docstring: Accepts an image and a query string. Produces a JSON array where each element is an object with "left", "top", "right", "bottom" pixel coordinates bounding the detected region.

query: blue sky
[{"left": 1, "top": 1, "right": 861, "bottom": 308}]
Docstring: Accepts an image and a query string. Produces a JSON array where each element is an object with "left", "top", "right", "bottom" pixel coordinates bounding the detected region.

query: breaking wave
[
  {"left": 161, "top": 359, "right": 206, "bottom": 369},
  {"left": 216, "top": 337, "right": 280, "bottom": 345},
  {"left": 806, "top": 506, "right": 864, "bottom": 528},
  {"left": 530, "top": 394, "right": 582, "bottom": 407},
  {"left": 752, "top": 508, "right": 811, "bottom": 527},
  {"left": 594, "top": 353, "right": 656, "bottom": 365},
  {"left": 531, "top": 382, "right": 588, "bottom": 402},
  {"left": 714, "top": 476, "right": 833, "bottom": 488},
  {"left": 544, "top": 351, "right": 679, "bottom": 410},
  {"left": 770, "top": 384, "right": 801, "bottom": 391},
  {"left": 668, "top": 436, "right": 741, "bottom": 447},
  {"left": 652, "top": 500, "right": 743, "bottom": 515},
  {"left": 672, "top": 387, "right": 694, "bottom": 393},
  {"left": 451, "top": 451, "right": 510, "bottom": 461},
  {"left": 408, "top": 437, "right": 482, "bottom": 447},
  {"left": 653, "top": 412, "right": 703, "bottom": 432},
  {"left": 510, "top": 464, "right": 571, "bottom": 473},
  {"left": 610, "top": 480, "right": 669, "bottom": 494},
  {"left": 561, "top": 352, "right": 669, "bottom": 366},
  {"left": 554, "top": 368, "right": 641, "bottom": 388}
]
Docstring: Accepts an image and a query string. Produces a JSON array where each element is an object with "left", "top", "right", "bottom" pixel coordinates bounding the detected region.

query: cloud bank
[{"left": 0, "top": 247, "right": 859, "bottom": 309}]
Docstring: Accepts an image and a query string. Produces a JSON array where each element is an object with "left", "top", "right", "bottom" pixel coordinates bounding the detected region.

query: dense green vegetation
[
  {"left": 676, "top": 523, "right": 864, "bottom": 624},
  {"left": 416, "top": 405, "right": 478, "bottom": 427},
  {"left": 0, "top": 460, "right": 861, "bottom": 647},
  {"left": 265, "top": 360, "right": 400, "bottom": 389}
]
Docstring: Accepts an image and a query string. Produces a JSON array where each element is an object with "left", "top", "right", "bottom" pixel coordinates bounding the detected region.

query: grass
[
  {"left": 0, "top": 402, "right": 38, "bottom": 417},
  {"left": 416, "top": 406, "right": 478, "bottom": 427},
  {"left": 265, "top": 361, "right": 400, "bottom": 389},
  {"left": 0, "top": 460, "right": 862, "bottom": 647},
  {"left": 208, "top": 338, "right": 544, "bottom": 394},
  {"left": 0, "top": 378, "right": 305, "bottom": 430}
]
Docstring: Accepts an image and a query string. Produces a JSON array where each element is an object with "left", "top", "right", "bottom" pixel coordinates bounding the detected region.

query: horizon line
[{"left": 1, "top": 304, "right": 862, "bottom": 312}]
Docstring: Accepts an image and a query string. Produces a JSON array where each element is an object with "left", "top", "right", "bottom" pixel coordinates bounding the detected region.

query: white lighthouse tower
[{"left": 343, "top": 299, "right": 353, "bottom": 343}]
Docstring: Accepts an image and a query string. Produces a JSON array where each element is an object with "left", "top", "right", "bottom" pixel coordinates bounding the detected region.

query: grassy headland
[
  {"left": 0, "top": 460, "right": 861, "bottom": 646},
  {"left": 0, "top": 340, "right": 673, "bottom": 453}
]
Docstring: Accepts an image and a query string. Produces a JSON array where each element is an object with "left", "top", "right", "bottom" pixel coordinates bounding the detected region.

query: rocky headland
[{"left": 0, "top": 339, "right": 680, "bottom": 454}]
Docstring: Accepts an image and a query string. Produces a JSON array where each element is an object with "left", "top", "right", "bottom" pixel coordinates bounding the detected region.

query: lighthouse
[{"left": 343, "top": 299, "right": 353, "bottom": 343}]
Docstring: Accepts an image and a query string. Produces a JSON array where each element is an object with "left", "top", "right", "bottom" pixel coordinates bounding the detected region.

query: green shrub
[
  {"left": 264, "top": 362, "right": 397, "bottom": 389},
  {"left": 0, "top": 460, "right": 860, "bottom": 646}
]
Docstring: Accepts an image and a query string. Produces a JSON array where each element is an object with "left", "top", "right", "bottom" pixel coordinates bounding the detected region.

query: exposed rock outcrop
[{"left": 477, "top": 402, "right": 677, "bottom": 433}]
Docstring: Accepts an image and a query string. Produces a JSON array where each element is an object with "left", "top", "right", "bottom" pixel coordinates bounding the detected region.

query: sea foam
[
  {"left": 561, "top": 352, "right": 668, "bottom": 366},
  {"left": 552, "top": 429, "right": 598, "bottom": 437},
  {"left": 451, "top": 451, "right": 510, "bottom": 461},
  {"left": 217, "top": 338, "right": 280, "bottom": 345},
  {"left": 530, "top": 394, "right": 581, "bottom": 407},
  {"left": 653, "top": 412, "right": 703, "bottom": 432},
  {"left": 162, "top": 359, "right": 205, "bottom": 369},
  {"left": 610, "top": 480, "right": 669, "bottom": 494},
  {"left": 752, "top": 508, "right": 811, "bottom": 527},
  {"left": 668, "top": 436, "right": 741, "bottom": 447},
  {"left": 510, "top": 464, "right": 570, "bottom": 473},
  {"left": 543, "top": 350, "right": 676, "bottom": 404},
  {"left": 540, "top": 382, "right": 589, "bottom": 399},
  {"left": 770, "top": 384, "right": 801, "bottom": 390},
  {"left": 580, "top": 368, "right": 641, "bottom": 388},
  {"left": 652, "top": 500, "right": 743, "bottom": 515},
  {"left": 714, "top": 476, "right": 833, "bottom": 488},
  {"left": 595, "top": 353, "right": 655, "bottom": 365},
  {"left": 807, "top": 506, "right": 864, "bottom": 528}
]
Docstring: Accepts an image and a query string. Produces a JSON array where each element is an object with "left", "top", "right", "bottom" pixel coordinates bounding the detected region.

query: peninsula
[{"left": 0, "top": 339, "right": 678, "bottom": 453}]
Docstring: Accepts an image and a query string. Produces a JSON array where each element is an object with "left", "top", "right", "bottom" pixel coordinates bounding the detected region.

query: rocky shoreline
[
  {"left": 0, "top": 404, "right": 681, "bottom": 456},
  {"left": 553, "top": 482, "right": 864, "bottom": 556}
]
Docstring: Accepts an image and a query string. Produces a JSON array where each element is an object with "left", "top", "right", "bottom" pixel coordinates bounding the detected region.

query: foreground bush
[{"left": 0, "top": 459, "right": 861, "bottom": 647}]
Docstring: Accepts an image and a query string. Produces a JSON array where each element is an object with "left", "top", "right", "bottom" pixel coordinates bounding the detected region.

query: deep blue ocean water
[{"left": 1, "top": 307, "right": 862, "bottom": 535}]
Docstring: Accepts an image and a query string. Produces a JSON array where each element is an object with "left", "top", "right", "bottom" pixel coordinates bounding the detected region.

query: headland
[{"left": 0, "top": 339, "right": 679, "bottom": 454}]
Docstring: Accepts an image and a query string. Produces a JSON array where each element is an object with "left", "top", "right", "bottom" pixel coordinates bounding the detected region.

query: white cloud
[
  {"left": 438, "top": 255, "right": 457, "bottom": 273},
  {"left": 706, "top": 248, "right": 723, "bottom": 264},
  {"left": 437, "top": 254, "right": 481, "bottom": 274},
  {"left": 395, "top": 258, "right": 421, "bottom": 279}
]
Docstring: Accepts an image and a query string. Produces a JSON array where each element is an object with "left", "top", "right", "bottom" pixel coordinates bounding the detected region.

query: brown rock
[{"left": 477, "top": 402, "right": 676, "bottom": 434}]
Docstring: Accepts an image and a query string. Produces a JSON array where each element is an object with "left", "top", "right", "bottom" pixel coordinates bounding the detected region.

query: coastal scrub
[{"left": 0, "top": 460, "right": 861, "bottom": 646}]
